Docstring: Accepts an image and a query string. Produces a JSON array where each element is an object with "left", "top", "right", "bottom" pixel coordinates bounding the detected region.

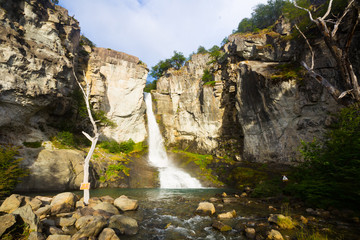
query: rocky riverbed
[{"left": 1, "top": 189, "right": 359, "bottom": 240}]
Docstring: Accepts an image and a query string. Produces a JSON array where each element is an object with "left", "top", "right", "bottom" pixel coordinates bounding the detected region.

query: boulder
[
  {"left": 0, "top": 194, "right": 24, "bottom": 213},
  {"left": 46, "top": 235, "right": 71, "bottom": 240},
  {"left": 108, "top": 215, "right": 139, "bottom": 236},
  {"left": 12, "top": 204, "right": 39, "bottom": 232},
  {"left": 50, "top": 192, "right": 76, "bottom": 215},
  {"left": 217, "top": 210, "right": 236, "bottom": 219},
  {"left": 35, "top": 205, "right": 51, "bottom": 217},
  {"left": 195, "top": 202, "right": 215, "bottom": 215},
  {"left": 245, "top": 227, "right": 256, "bottom": 239},
  {"left": 212, "top": 220, "right": 232, "bottom": 232},
  {"left": 268, "top": 214, "right": 296, "bottom": 229},
  {"left": 28, "top": 231, "right": 46, "bottom": 240},
  {"left": 36, "top": 196, "right": 53, "bottom": 206},
  {"left": 26, "top": 198, "right": 43, "bottom": 211},
  {"left": 93, "top": 202, "right": 120, "bottom": 215},
  {"left": 0, "top": 214, "right": 17, "bottom": 236},
  {"left": 267, "top": 229, "right": 284, "bottom": 240},
  {"left": 100, "top": 196, "right": 115, "bottom": 204},
  {"left": 58, "top": 216, "right": 77, "bottom": 227},
  {"left": 73, "top": 216, "right": 107, "bottom": 239},
  {"left": 114, "top": 195, "right": 138, "bottom": 211},
  {"left": 49, "top": 226, "right": 65, "bottom": 235},
  {"left": 98, "top": 228, "right": 120, "bottom": 240}
]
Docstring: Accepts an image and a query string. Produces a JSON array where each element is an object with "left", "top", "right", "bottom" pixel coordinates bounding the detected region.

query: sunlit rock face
[
  {"left": 153, "top": 54, "right": 225, "bottom": 153},
  {"left": 0, "top": 0, "right": 80, "bottom": 143},
  {"left": 153, "top": 23, "right": 347, "bottom": 163},
  {"left": 86, "top": 48, "right": 148, "bottom": 143}
]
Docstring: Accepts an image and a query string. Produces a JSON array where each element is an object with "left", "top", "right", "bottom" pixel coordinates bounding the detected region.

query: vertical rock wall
[{"left": 86, "top": 47, "right": 148, "bottom": 143}]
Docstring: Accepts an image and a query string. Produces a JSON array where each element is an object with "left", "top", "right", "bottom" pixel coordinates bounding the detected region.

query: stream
[{"left": 62, "top": 188, "right": 360, "bottom": 240}]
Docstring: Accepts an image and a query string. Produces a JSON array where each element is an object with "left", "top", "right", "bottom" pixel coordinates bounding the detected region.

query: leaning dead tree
[
  {"left": 293, "top": 0, "right": 360, "bottom": 103},
  {"left": 73, "top": 69, "right": 100, "bottom": 205}
]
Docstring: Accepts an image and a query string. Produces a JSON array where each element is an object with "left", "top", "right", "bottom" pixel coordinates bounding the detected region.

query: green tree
[
  {"left": 150, "top": 51, "right": 186, "bottom": 80},
  {"left": 289, "top": 104, "right": 360, "bottom": 208},
  {"left": 197, "top": 46, "right": 208, "bottom": 54},
  {"left": 51, "top": 0, "right": 59, "bottom": 4},
  {"left": 0, "top": 146, "right": 29, "bottom": 197}
]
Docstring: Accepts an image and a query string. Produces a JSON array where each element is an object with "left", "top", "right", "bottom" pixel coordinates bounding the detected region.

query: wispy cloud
[{"left": 60, "top": 0, "right": 267, "bottom": 68}]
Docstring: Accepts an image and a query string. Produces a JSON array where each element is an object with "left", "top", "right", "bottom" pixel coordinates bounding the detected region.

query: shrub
[
  {"left": 144, "top": 80, "right": 157, "bottom": 93},
  {"left": 56, "top": 131, "right": 76, "bottom": 147},
  {"left": 0, "top": 146, "right": 29, "bottom": 198},
  {"left": 288, "top": 104, "right": 360, "bottom": 209},
  {"left": 100, "top": 139, "right": 135, "bottom": 154},
  {"left": 201, "top": 69, "right": 213, "bottom": 83}
]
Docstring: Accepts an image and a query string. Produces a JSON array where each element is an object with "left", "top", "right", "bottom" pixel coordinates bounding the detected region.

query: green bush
[
  {"left": 202, "top": 69, "right": 213, "bottom": 83},
  {"left": 100, "top": 139, "right": 135, "bottom": 154},
  {"left": 56, "top": 131, "right": 76, "bottom": 147},
  {"left": 288, "top": 104, "right": 360, "bottom": 209},
  {"left": 0, "top": 146, "right": 29, "bottom": 198},
  {"left": 150, "top": 51, "right": 186, "bottom": 80}
]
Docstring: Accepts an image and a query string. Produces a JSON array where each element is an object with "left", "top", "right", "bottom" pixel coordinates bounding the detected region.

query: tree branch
[
  {"left": 295, "top": 24, "right": 314, "bottom": 70},
  {"left": 332, "top": 0, "right": 355, "bottom": 37},
  {"left": 293, "top": 0, "right": 315, "bottom": 22},
  {"left": 322, "top": 0, "right": 334, "bottom": 20}
]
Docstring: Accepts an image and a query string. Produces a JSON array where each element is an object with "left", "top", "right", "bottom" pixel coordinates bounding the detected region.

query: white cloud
[{"left": 60, "top": 0, "right": 268, "bottom": 68}]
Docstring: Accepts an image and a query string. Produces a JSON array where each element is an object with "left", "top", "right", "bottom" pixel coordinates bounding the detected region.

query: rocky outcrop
[
  {"left": 153, "top": 22, "right": 355, "bottom": 163},
  {"left": 86, "top": 47, "right": 148, "bottom": 143},
  {"left": 0, "top": 0, "right": 80, "bottom": 144},
  {"left": 15, "top": 149, "right": 90, "bottom": 192},
  {"left": 153, "top": 53, "right": 225, "bottom": 153}
]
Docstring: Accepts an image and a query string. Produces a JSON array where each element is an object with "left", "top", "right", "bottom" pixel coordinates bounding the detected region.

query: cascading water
[{"left": 144, "top": 92, "right": 202, "bottom": 188}]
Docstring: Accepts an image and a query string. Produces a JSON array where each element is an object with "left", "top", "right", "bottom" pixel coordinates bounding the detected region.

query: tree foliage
[
  {"left": 237, "top": 0, "right": 287, "bottom": 33},
  {"left": 150, "top": 51, "right": 186, "bottom": 80},
  {"left": 0, "top": 146, "right": 29, "bottom": 198},
  {"left": 288, "top": 104, "right": 360, "bottom": 208}
]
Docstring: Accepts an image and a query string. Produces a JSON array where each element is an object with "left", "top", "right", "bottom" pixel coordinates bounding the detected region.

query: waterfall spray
[{"left": 144, "top": 92, "right": 202, "bottom": 188}]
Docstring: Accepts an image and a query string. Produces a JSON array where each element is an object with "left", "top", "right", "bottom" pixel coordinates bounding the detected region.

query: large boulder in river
[
  {"left": 195, "top": 202, "right": 216, "bottom": 215},
  {"left": 50, "top": 192, "right": 77, "bottom": 215},
  {"left": 0, "top": 194, "right": 24, "bottom": 213},
  {"left": 114, "top": 195, "right": 138, "bottom": 211},
  {"left": 108, "top": 215, "right": 139, "bottom": 236}
]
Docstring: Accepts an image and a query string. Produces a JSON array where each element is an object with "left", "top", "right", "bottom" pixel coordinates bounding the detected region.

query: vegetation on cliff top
[{"left": 149, "top": 51, "right": 186, "bottom": 80}]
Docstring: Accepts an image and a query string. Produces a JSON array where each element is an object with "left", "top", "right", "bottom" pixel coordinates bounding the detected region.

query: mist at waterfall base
[{"left": 144, "top": 93, "right": 202, "bottom": 188}]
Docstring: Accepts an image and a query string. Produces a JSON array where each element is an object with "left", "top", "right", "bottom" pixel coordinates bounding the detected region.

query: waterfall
[{"left": 144, "top": 92, "right": 202, "bottom": 188}]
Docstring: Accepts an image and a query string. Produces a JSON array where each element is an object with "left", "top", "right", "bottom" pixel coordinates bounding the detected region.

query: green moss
[
  {"left": 172, "top": 149, "right": 223, "bottom": 185},
  {"left": 204, "top": 81, "right": 216, "bottom": 87},
  {"left": 277, "top": 215, "right": 296, "bottom": 229},
  {"left": 271, "top": 63, "right": 305, "bottom": 82}
]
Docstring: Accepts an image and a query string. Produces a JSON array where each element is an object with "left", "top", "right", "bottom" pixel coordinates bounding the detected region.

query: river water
[{"left": 71, "top": 188, "right": 256, "bottom": 240}]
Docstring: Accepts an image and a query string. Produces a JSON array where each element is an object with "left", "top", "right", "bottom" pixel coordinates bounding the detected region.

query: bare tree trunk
[{"left": 72, "top": 68, "right": 100, "bottom": 205}]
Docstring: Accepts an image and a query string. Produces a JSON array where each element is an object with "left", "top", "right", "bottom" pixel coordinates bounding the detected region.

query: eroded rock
[
  {"left": 108, "top": 215, "right": 139, "bottom": 236},
  {"left": 114, "top": 195, "right": 138, "bottom": 211}
]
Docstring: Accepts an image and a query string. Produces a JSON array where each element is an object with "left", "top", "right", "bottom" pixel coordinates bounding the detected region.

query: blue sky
[{"left": 60, "top": 0, "right": 268, "bottom": 72}]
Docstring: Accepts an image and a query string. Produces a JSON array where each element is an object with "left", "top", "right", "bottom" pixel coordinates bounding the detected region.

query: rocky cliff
[
  {"left": 153, "top": 21, "right": 358, "bottom": 163},
  {"left": 85, "top": 47, "right": 148, "bottom": 143},
  {"left": 0, "top": 0, "right": 80, "bottom": 144},
  {"left": 0, "top": 0, "right": 150, "bottom": 192}
]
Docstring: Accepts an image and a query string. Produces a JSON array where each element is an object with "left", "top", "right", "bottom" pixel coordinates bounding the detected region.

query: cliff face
[
  {"left": 86, "top": 47, "right": 148, "bottom": 143},
  {"left": 154, "top": 54, "right": 225, "bottom": 153},
  {"left": 0, "top": 0, "right": 80, "bottom": 144},
  {"left": 153, "top": 22, "right": 356, "bottom": 163},
  {"left": 0, "top": 0, "right": 150, "bottom": 192}
]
